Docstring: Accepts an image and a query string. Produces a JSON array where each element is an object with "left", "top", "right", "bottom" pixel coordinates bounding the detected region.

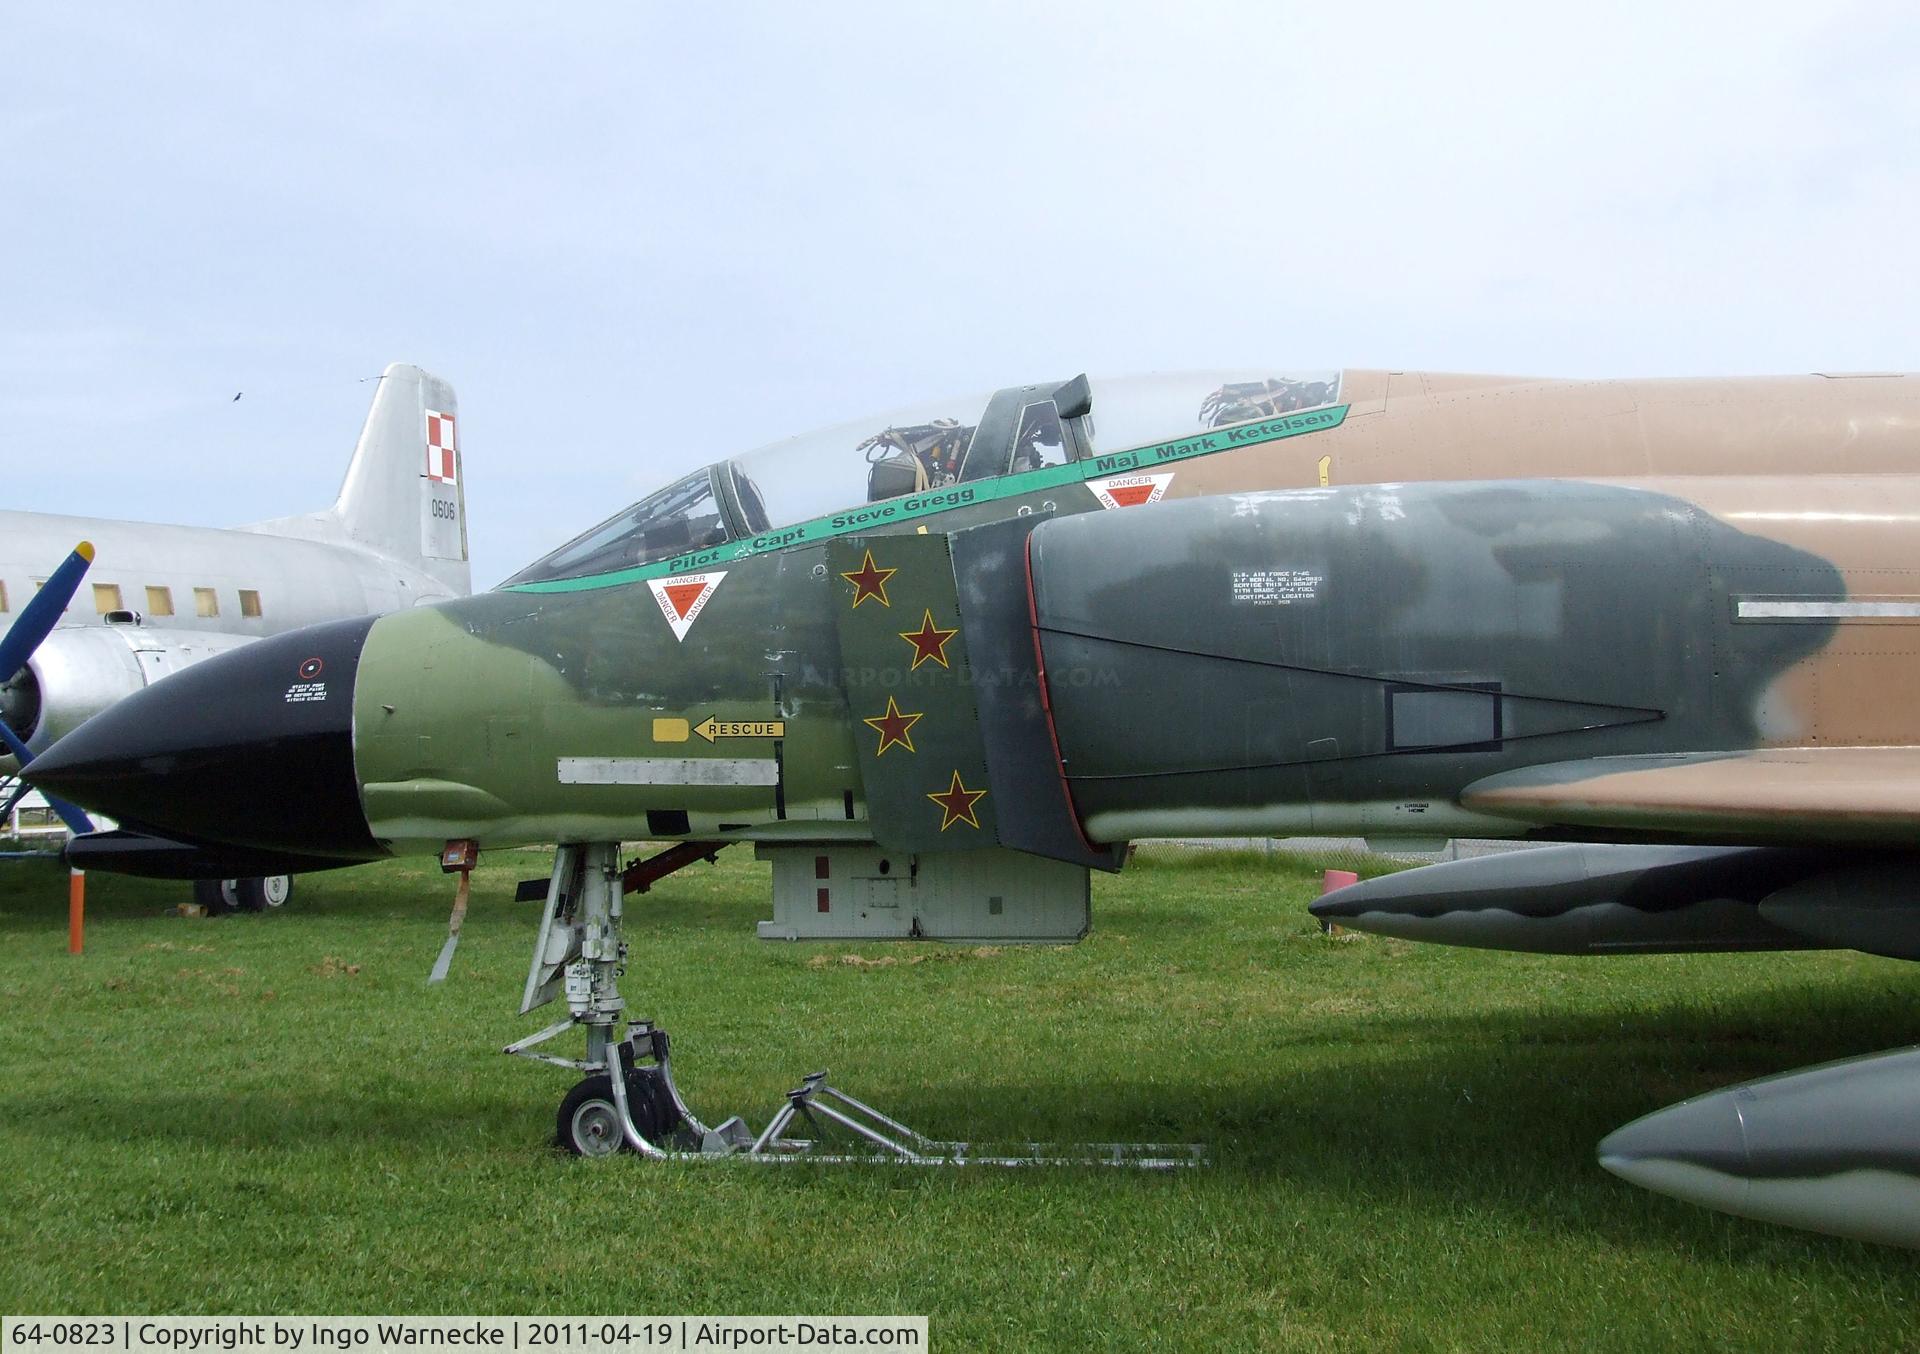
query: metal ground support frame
[
  {"left": 750, "top": 1070, "right": 1209, "bottom": 1168},
  {"left": 506, "top": 840, "right": 1208, "bottom": 1169}
]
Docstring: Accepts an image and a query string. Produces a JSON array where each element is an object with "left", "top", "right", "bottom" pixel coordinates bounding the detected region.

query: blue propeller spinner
[{"left": 0, "top": 543, "right": 98, "bottom": 834}]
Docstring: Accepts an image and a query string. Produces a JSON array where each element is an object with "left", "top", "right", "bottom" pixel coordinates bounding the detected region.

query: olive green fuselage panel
[{"left": 828, "top": 534, "right": 997, "bottom": 851}]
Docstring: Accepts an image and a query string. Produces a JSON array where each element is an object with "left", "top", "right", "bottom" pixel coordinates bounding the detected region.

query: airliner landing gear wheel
[
  {"left": 236, "top": 875, "right": 292, "bottom": 910},
  {"left": 193, "top": 879, "right": 238, "bottom": 915}
]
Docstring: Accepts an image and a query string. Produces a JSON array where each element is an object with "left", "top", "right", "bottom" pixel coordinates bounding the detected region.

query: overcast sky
[{"left": 5, "top": 2, "right": 1916, "bottom": 587}]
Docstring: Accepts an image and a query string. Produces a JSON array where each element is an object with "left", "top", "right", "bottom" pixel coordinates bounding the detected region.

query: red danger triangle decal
[
  {"left": 1087, "top": 472, "right": 1174, "bottom": 510},
  {"left": 661, "top": 582, "right": 709, "bottom": 619},
  {"left": 646, "top": 571, "right": 727, "bottom": 641}
]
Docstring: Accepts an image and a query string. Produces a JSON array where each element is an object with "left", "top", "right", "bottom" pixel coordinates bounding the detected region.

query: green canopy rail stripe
[{"left": 506, "top": 403, "right": 1350, "bottom": 594}]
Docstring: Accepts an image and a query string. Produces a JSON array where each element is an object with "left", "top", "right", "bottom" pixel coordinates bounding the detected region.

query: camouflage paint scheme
[
  {"left": 29, "top": 366, "right": 1920, "bottom": 1246},
  {"left": 345, "top": 370, "right": 1920, "bottom": 858}
]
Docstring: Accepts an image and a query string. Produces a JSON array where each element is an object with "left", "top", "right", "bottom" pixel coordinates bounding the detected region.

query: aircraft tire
[
  {"left": 193, "top": 879, "right": 238, "bottom": 916},
  {"left": 236, "top": 875, "right": 292, "bottom": 910},
  {"left": 556, "top": 1069, "right": 680, "bottom": 1157}
]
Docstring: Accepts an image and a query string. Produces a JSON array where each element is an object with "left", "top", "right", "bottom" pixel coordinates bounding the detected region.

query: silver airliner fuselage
[
  {"left": 0, "top": 508, "right": 464, "bottom": 637},
  {"left": 0, "top": 363, "right": 469, "bottom": 765}
]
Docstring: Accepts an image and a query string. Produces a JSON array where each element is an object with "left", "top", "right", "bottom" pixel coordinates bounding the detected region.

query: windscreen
[
  {"left": 503, "top": 469, "right": 729, "bottom": 586},
  {"left": 726, "top": 390, "right": 996, "bottom": 531}
]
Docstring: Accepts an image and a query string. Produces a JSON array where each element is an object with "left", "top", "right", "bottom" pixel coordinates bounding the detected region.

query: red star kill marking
[
  {"left": 862, "top": 697, "right": 922, "bottom": 756},
  {"left": 839, "top": 549, "right": 897, "bottom": 608},
  {"left": 927, "top": 770, "right": 987, "bottom": 830},
  {"left": 899, "top": 609, "right": 959, "bottom": 670}
]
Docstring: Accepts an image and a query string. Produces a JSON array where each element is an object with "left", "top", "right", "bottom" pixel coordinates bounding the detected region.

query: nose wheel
[
  {"left": 556, "top": 1063, "right": 685, "bottom": 1156},
  {"left": 558, "top": 1077, "right": 625, "bottom": 1157}
]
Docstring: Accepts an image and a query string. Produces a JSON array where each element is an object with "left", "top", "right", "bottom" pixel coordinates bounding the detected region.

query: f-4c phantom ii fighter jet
[{"left": 27, "top": 366, "right": 1920, "bottom": 1242}]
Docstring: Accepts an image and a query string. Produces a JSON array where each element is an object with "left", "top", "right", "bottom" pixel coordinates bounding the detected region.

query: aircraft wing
[{"left": 1460, "top": 747, "right": 1920, "bottom": 846}]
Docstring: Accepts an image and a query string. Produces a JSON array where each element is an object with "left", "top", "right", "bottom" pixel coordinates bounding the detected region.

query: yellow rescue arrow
[{"left": 694, "top": 716, "right": 786, "bottom": 742}]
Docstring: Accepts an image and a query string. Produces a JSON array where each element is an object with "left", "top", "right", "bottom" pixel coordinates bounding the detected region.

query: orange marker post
[
  {"left": 68, "top": 867, "right": 85, "bottom": 954},
  {"left": 1320, "top": 868, "right": 1358, "bottom": 936}
]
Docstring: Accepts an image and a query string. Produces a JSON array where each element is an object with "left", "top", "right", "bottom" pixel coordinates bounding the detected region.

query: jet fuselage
[{"left": 28, "top": 367, "right": 1920, "bottom": 865}]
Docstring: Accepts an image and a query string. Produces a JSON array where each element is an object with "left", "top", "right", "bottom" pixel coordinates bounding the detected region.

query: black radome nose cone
[{"left": 26, "top": 616, "right": 381, "bottom": 860}]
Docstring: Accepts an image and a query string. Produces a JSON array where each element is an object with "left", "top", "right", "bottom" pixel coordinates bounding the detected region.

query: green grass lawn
[{"left": 1, "top": 844, "right": 1917, "bottom": 1350}]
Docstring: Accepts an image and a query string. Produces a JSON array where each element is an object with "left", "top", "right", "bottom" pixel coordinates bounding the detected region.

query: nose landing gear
[{"left": 505, "top": 840, "right": 1206, "bottom": 1170}]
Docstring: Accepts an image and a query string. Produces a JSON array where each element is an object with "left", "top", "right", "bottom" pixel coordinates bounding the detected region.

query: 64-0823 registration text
[{"left": 4, "top": 1318, "right": 926, "bottom": 1353}]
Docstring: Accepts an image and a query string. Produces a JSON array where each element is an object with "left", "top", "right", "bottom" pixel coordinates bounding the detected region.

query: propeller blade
[
  {"left": 0, "top": 542, "right": 98, "bottom": 834},
  {"left": 0, "top": 719, "right": 94, "bottom": 834},
  {"left": 0, "top": 541, "right": 94, "bottom": 683}
]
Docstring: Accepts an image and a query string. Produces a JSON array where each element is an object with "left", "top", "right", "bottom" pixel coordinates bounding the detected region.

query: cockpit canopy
[
  {"left": 504, "top": 467, "right": 730, "bottom": 587},
  {"left": 503, "top": 369, "right": 1341, "bottom": 587}
]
